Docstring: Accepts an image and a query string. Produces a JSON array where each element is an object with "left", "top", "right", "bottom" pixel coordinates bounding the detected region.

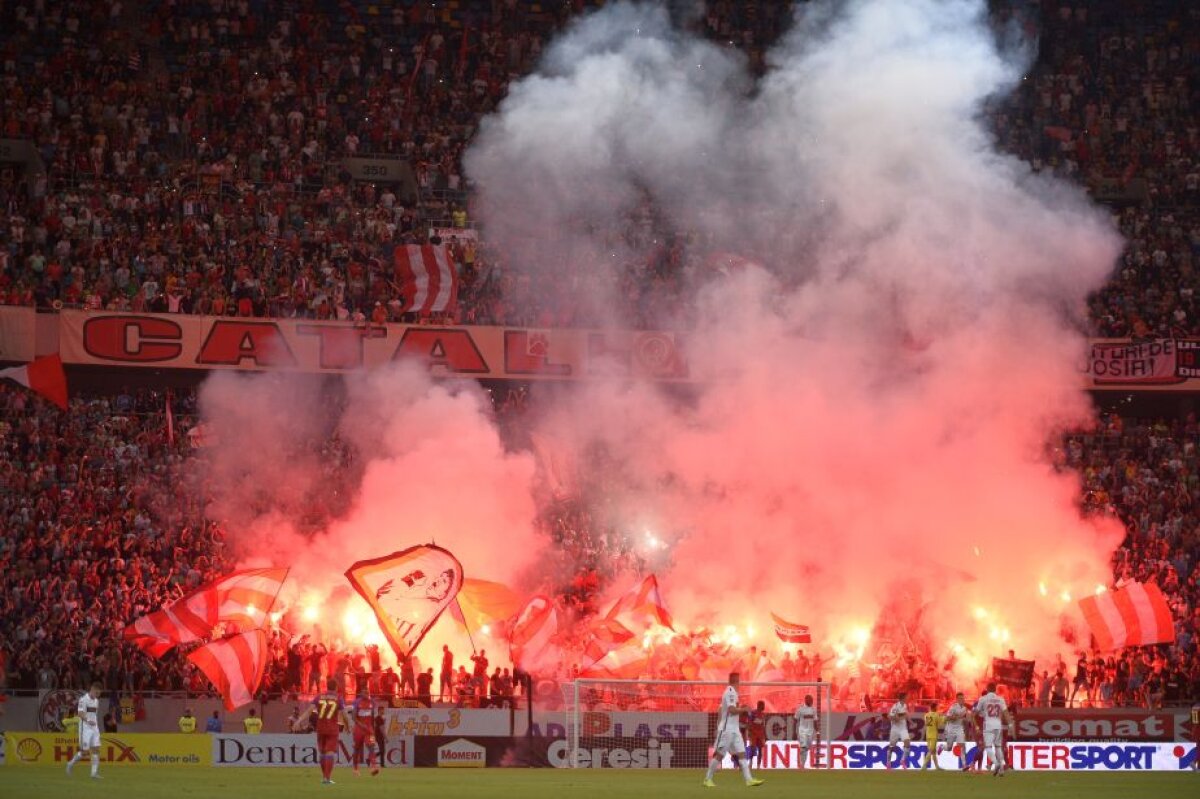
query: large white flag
[{"left": 345, "top": 544, "right": 464, "bottom": 659}]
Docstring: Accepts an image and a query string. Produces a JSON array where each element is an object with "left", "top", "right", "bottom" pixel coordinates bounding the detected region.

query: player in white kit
[
  {"left": 973, "top": 682, "right": 1012, "bottom": 776},
  {"left": 65, "top": 682, "right": 104, "bottom": 779},
  {"left": 942, "top": 691, "right": 971, "bottom": 770},
  {"left": 703, "top": 673, "right": 765, "bottom": 788},
  {"left": 793, "top": 695, "right": 819, "bottom": 769},
  {"left": 884, "top": 691, "right": 912, "bottom": 769}
]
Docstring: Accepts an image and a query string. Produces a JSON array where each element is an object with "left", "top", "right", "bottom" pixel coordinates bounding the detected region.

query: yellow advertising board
[{"left": 4, "top": 732, "right": 209, "bottom": 766}]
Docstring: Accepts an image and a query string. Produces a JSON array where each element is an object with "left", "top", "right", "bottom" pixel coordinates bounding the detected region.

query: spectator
[{"left": 416, "top": 668, "right": 434, "bottom": 708}]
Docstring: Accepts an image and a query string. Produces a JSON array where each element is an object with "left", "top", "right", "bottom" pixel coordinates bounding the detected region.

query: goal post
[{"left": 565, "top": 679, "right": 832, "bottom": 769}]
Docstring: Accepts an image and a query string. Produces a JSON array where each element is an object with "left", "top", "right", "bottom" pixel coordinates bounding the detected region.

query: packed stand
[
  {"left": 0, "top": 2, "right": 1194, "bottom": 333},
  {"left": 0, "top": 0, "right": 564, "bottom": 323},
  {"left": 1, "top": 0, "right": 1199, "bottom": 709},
  {"left": 983, "top": 0, "right": 1200, "bottom": 338},
  {"left": 1060, "top": 412, "right": 1200, "bottom": 707},
  {"left": 0, "top": 383, "right": 233, "bottom": 694},
  {"left": 0, "top": 381, "right": 1197, "bottom": 707},
  {"left": 0, "top": 382, "right": 520, "bottom": 708}
]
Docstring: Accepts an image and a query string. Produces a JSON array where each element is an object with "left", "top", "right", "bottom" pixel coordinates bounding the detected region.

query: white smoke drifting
[{"left": 465, "top": 0, "right": 1124, "bottom": 672}]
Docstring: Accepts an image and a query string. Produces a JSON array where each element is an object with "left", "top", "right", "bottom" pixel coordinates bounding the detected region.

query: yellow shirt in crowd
[
  {"left": 243, "top": 716, "right": 263, "bottom": 734},
  {"left": 178, "top": 715, "right": 197, "bottom": 733}
]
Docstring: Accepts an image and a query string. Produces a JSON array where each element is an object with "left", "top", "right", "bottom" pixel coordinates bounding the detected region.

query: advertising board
[{"left": 3, "top": 732, "right": 209, "bottom": 766}]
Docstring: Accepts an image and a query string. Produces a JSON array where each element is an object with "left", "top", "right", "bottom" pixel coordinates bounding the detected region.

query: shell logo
[{"left": 16, "top": 738, "right": 44, "bottom": 762}]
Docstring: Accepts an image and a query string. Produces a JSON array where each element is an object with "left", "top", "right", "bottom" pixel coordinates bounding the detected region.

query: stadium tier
[{"left": 0, "top": 0, "right": 1198, "bottom": 788}]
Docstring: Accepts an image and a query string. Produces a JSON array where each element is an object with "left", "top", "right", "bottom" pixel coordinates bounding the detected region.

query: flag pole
[
  {"left": 454, "top": 596, "right": 477, "bottom": 655},
  {"left": 260, "top": 567, "right": 290, "bottom": 630}
]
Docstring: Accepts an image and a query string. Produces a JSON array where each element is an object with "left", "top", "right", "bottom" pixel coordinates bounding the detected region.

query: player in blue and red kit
[
  {"left": 351, "top": 693, "right": 380, "bottom": 776},
  {"left": 312, "top": 678, "right": 351, "bottom": 784},
  {"left": 744, "top": 701, "right": 768, "bottom": 768}
]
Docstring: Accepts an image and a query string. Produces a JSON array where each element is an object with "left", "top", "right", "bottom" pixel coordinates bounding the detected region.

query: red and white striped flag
[
  {"left": 581, "top": 640, "right": 648, "bottom": 679},
  {"left": 1078, "top": 581, "right": 1175, "bottom": 651},
  {"left": 123, "top": 568, "right": 288, "bottom": 657},
  {"left": 0, "top": 353, "right": 68, "bottom": 410},
  {"left": 391, "top": 244, "right": 457, "bottom": 315},
  {"left": 582, "top": 616, "right": 636, "bottom": 666},
  {"left": 510, "top": 595, "right": 559, "bottom": 672},
  {"left": 605, "top": 574, "right": 674, "bottom": 631},
  {"left": 187, "top": 630, "right": 270, "bottom": 710}
]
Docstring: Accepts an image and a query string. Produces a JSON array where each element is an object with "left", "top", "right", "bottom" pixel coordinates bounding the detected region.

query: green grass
[{"left": 0, "top": 768, "right": 1197, "bottom": 799}]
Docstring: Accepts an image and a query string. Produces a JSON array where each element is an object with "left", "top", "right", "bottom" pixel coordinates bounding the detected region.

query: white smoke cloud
[{"left": 466, "top": 0, "right": 1124, "bottom": 671}]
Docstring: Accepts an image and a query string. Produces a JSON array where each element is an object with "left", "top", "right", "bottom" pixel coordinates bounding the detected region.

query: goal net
[{"left": 565, "top": 679, "right": 832, "bottom": 769}]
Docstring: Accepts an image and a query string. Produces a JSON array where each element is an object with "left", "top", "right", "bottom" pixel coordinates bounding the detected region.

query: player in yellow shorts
[{"left": 921, "top": 703, "right": 944, "bottom": 770}]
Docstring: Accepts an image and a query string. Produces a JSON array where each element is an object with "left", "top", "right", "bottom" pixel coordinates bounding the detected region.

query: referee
[{"left": 374, "top": 706, "right": 388, "bottom": 768}]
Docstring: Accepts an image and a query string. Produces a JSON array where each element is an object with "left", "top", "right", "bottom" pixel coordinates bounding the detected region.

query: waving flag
[
  {"left": 123, "top": 567, "right": 288, "bottom": 657},
  {"left": 606, "top": 574, "right": 674, "bottom": 631},
  {"left": 451, "top": 578, "right": 524, "bottom": 632},
  {"left": 187, "top": 630, "right": 270, "bottom": 710},
  {"left": 1079, "top": 581, "right": 1175, "bottom": 650},
  {"left": 582, "top": 616, "right": 636, "bottom": 667},
  {"left": 510, "top": 595, "right": 559, "bottom": 672},
  {"left": 770, "top": 612, "right": 812, "bottom": 644},
  {"left": 0, "top": 353, "right": 68, "bottom": 410},
  {"left": 345, "top": 544, "right": 463, "bottom": 659},
  {"left": 390, "top": 244, "right": 458, "bottom": 315},
  {"left": 581, "top": 641, "right": 648, "bottom": 680},
  {"left": 528, "top": 431, "right": 579, "bottom": 498}
]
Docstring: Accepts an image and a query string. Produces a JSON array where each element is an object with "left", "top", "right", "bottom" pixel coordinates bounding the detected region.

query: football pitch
[{"left": 0, "top": 768, "right": 1197, "bottom": 799}]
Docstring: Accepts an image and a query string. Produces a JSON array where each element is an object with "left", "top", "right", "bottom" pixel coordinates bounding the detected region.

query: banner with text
[
  {"left": 825, "top": 708, "right": 1180, "bottom": 742},
  {"left": 1085, "top": 338, "right": 1199, "bottom": 387},
  {"left": 429, "top": 227, "right": 478, "bottom": 242},
  {"left": 526, "top": 710, "right": 710, "bottom": 740},
  {"left": 379, "top": 706, "right": 510, "bottom": 738},
  {"left": 211, "top": 733, "right": 413, "bottom": 767},
  {"left": 0, "top": 310, "right": 1194, "bottom": 389},
  {"left": 1013, "top": 708, "right": 1179, "bottom": 742},
  {"left": 4, "top": 732, "right": 210, "bottom": 766},
  {"left": 57, "top": 311, "right": 689, "bottom": 380},
  {"left": 723, "top": 740, "right": 1197, "bottom": 771},
  {"left": 408, "top": 736, "right": 682, "bottom": 769}
]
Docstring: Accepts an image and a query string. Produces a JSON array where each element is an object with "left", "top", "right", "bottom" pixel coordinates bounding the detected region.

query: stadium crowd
[
  {"left": 0, "top": 384, "right": 229, "bottom": 695},
  {"left": 1, "top": 378, "right": 1197, "bottom": 708},
  {"left": 0, "top": 0, "right": 1198, "bottom": 709},
  {"left": 0, "top": 381, "right": 527, "bottom": 707},
  {"left": 0, "top": 1, "right": 1192, "bottom": 333}
]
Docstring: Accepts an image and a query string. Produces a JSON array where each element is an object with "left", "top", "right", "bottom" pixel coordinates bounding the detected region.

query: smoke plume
[
  {"left": 465, "top": 0, "right": 1124, "bottom": 669},
  {"left": 194, "top": 364, "right": 539, "bottom": 657}
]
